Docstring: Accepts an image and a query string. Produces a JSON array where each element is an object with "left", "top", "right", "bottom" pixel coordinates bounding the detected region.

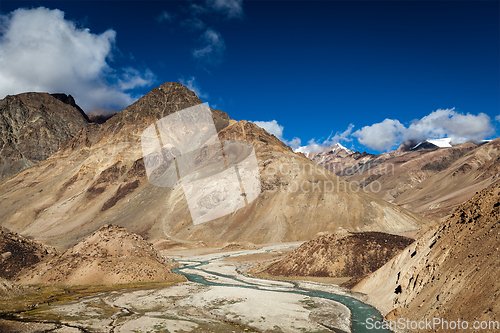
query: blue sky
[{"left": 0, "top": 1, "right": 498, "bottom": 153}]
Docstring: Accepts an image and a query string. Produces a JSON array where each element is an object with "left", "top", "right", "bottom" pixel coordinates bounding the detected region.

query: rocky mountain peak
[
  {"left": 50, "top": 93, "right": 89, "bottom": 122},
  {"left": 0, "top": 92, "right": 89, "bottom": 180}
]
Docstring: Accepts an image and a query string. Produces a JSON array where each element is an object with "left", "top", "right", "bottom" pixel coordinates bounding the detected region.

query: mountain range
[
  {"left": 0, "top": 83, "right": 424, "bottom": 250},
  {"left": 305, "top": 138, "right": 500, "bottom": 220},
  {"left": 0, "top": 82, "right": 498, "bottom": 332}
]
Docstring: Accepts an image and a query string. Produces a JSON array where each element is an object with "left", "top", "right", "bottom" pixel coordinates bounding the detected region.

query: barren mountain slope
[
  {"left": 344, "top": 140, "right": 500, "bottom": 220},
  {"left": 262, "top": 232, "right": 413, "bottom": 278},
  {"left": 0, "top": 92, "right": 88, "bottom": 180},
  {"left": 0, "top": 83, "right": 426, "bottom": 250},
  {"left": 390, "top": 139, "right": 500, "bottom": 219},
  {"left": 353, "top": 181, "right": 500, "bottom": 328},
  {"left": 17, "top": 224, "right": 181, "bottom": 285}
]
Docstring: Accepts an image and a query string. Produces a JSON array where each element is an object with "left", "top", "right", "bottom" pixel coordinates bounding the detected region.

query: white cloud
[
  {"left": 353, "top": 108, "right": 494, "bottom": 151},
  {"left": 353, "top": 119, "right": 406, "bottom": 151},
  {"left": 193, "top": 28, "right": 226, "bottom": 66},
  {"left": 286, "top": 137, "right": 302, "bottom": 150},
  {"left": 251, "top": 119, "right": 302, "bottom": 150},
  {"left": 179, "top": 77, "right": 208, "bottom": 99},
  {"left": 495, "top": 115, "right": 500, "bottom": 122},
  {"left": 294, "top": 124, "right": 355, "bottom": 154},
  {"left": 294, "top": 139, "right": 325, "bottom": 154},
  {"left": 207, "top": 0, "right": 244, "bottom": 19},
  {"left": 252, "top": 120, "right": 284, "bottom": 139},
  {"left": 405, "top": 108, "right": 493, "bottom": 144},
  {"left": 0, "top": 7, "right": 155, "bottom": 112},
  {"left": 325, "top": 124, "right": 354, "bottom": 146}
]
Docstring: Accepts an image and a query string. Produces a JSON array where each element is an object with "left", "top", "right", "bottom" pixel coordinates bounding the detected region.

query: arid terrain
[
  {"left": 308, "top": 139, "right": 500, "bottom": 221},
  {"left": 0, "top": 83, "right": 425, "bottom": 251},
  {"left": 352, "top": 181, "right": 500, "bottom": 330},
  {"left": 256, "top": 232, "right": 414, "bottom": 287},
  {"left": 0, "top": 82, "right": 499, "bottom": 333}
]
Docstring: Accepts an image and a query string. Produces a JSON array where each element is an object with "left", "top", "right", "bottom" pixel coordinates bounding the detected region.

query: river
[{"left": 1, "top": 244, "right": 392, "bottom": 333}]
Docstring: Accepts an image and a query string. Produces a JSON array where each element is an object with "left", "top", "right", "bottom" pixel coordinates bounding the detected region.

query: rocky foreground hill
[
  {"left": 353, "top": 181, "right": 500, "bottom": 329},
  {"left": 0, "top": 226, "right": 58, "bottom": 280},
  {"left": 260, "top": 232, "right": 413, "bottom": 281},
  {"left": 0, "top": 92, "right": 88, "bottom": 180},
  {"left": 16, "top": 224, "right": 181, "bottom": 285},
  {"left": 0, "top": 82, "right": 425, "bottom": 250}
]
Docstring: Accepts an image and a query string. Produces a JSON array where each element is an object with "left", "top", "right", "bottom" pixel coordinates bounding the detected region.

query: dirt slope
[
  {"left": 353, "top": 181, "right": 500, "bottom": 329},
  {"left": 263, "top": 232, "right": 413, "bottom": 278},
  {"left": 17, "top": 224, "right": 181, "bottom": 285}
]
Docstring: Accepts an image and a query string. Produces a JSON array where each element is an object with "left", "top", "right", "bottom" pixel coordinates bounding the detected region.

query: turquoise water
[{"left": 172, "top": 259, "right": 392, "bottom": 333}]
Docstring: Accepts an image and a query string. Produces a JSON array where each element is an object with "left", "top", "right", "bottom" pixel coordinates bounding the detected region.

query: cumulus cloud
[
  {"left": 179, "top": 76, "right": 208, "bottom": 99},
  {"left": 353, "top": 108, "right": 494, "bottom": 151},
  {"left": 353, "top": 119, "right": 406, "bottom": 151},
  {"left": 496, "top": 115, "right": 500, "bottom": 122},
  {"left": 294, "top": 139, "right": 325, "bottom": 154},
  {"left": 251, "top": 120, "right": 301, "bottom": 150},
  {"left": 0, "top": 7, "right": 155, "bottom": 112},
  {"left": 207, "top": 0, "right": 244, "bottom": 19},
  {"left": 193, "top": 28, "right": 226, "bottom": 66},
  {"left": 293, "top": 124, "right": 355, "bottom": 154},
  {"left": 252, "top": 120, "right": 284, "bottom": 139}
]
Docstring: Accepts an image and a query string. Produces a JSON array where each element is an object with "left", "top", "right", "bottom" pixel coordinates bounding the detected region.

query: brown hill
[
  {"left": 353, "top": 181, "right": 500, "bottom": 329},
  {"left": 0, "top": 92, "right": 88, "bottom": 180},
  {"left": 0, "top": 226, "right": 57, "bottom": 280},
  {"left": 17, "top": 224, "right": 181, "bottom": 285},
  {"left": 0, "top": 82, "right": 425, "bottom": 250},
  {"left": 262, "top": 232, "right": 413, "bottom": 279}
]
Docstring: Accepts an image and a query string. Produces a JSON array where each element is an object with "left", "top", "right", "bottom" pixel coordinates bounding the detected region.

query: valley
[
  {"left": 0, "top": 82, "right": 498, "bottom": 333},
  {"left": 0, "top": 243, "right": 391, "bottom": 333}
]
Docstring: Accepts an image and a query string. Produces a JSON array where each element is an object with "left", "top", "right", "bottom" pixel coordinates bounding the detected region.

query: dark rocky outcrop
[
  {"left": 0, "top": 92, "right": 88, "bottom": 180},
  {"left": 263, "top": 232, "right": 413, "bottom": 279},
  {"left": 0, "top": 227, "right": 57, "bottom": 280}
]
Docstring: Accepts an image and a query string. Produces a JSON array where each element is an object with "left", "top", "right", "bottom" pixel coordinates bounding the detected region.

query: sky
[{"left": 0, "top": 0, "right": 498, "bottom": 153}]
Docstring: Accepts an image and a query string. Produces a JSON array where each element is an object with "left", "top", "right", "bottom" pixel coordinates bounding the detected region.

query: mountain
[
  {"left": 302, "top": 137, "right": 500, "bottom": 220},
  {"left": 301, "top": 144, "right": 377, "bottom": 176},
  {"left": 0, "top": 82, "right": 425, "bottom": 250},
  {"left": 353, "top": 181, "right": 500, "bottom": 329},
  {"left": 16, "top": 224, "right": 181, "bottom": 285},
  {"left": 0, "top": 92, "right": 88, "bottom": 180},
  {"left": 346, "top": 139, "right": 500, "bottom": 220},
  {"left": 260, "top": 231, "right": 413, "bottom": 279}
]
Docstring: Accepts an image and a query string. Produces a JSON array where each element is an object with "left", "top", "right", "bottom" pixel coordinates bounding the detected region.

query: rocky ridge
[
  {"left": 0, "top": 92, "right": 88, "bottom": 180},
  {"left": 353, "top": 181, "right": 500, "bottom": 329},
  {"left": 0, "top": 83, "right": 425, "bottom": 250}
]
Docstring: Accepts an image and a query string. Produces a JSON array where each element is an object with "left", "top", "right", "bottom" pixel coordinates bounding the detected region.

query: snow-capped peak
[
  {"left": 411, "top": 138, "right": 453, "bottom": 150},
  {"left": 426, "top": 138, "right": 452, "bottom": 148},
  {"left": 330, "top": 142, "right": 353, "bottom": 154}
]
